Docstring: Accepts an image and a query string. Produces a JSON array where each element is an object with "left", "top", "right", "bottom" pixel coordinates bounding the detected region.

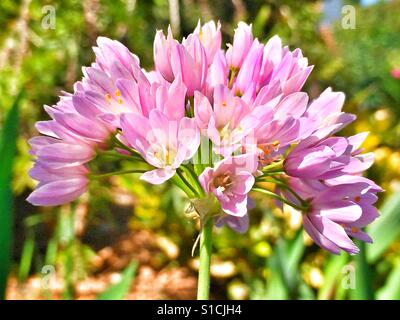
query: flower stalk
[{"left": 197, "top": 217, "right": 213, "bottom": 300}]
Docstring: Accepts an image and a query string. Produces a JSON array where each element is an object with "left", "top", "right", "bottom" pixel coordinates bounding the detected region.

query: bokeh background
[{"left": 1, "top": 0, "right": 400, "bottom": 300}]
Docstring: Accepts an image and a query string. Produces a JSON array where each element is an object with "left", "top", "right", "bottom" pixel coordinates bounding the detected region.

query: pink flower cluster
[{"left": 28, "top": 21, "right": 382, "bottom": 255}]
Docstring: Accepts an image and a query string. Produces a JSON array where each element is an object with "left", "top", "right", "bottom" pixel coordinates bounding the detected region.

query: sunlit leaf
[
  {"left": 351, "top": 241, "right": 374, "bottom": 300},
  {"left": 376, "top": 262, "right": 400, "bottom": 300},
  {"left": 317, "top": 254, "right": 348, "bottom": 300},
  {"left": 97, "top": 260, "right": 138, "bottom": 300},
  {"left": 367, "top": 193, "right": 400, "bottom": 263},
  {"left": 264, "top": 252, "right": 289, "bottom": 300},
  {"left": 18, "top": 231, "right": 35, "bottom": 283}
]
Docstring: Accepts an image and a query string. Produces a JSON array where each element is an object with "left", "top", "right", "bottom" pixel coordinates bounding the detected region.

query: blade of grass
[
  {"left": 376, "top": 261, "right": 400, "bottom": 300},
  {"left": 264, "top": 237, "right": 296, "bottom": 300},
  {"left": 285, "top": 230, "right": 305, "bottom": 289},
  {"left": 18, "top": 231, "right": 35, "bottom": 283},
  {"left": 351, "top": 241, "right": 374, "bottom": 300},
  {"left": 317, "top": 254, "right": 348, "bottom": 300},
  {"left": 367, "top": 193, "right": 400, "bottom": 263},
  {"left": 97, "top": 260, "right": 138, "bottom": 300},
  {"left": 0, "top": 91, "right": 23, "bottom": 299},
  {"left": 264, "top": 252, "right": 289, "bottom": 300}
]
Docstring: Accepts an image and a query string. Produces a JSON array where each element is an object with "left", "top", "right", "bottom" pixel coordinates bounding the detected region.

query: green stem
[
  {"left": 264, "top": 176, "right": 308, "bottom": 207},
  {"left": 177, "top": 168, "right": 198, "bottom": 196},
  {"left": 98, "top": 150, "right": 143, "bottom": 162},
  {"left": 209, "top": 141, "right": 213, "bottom": 167},
  {"left": 111, "top": 135, "right": 135, "bottom": 154},
  {"left": 171, "top": 172, "right": 196, "bottom": 198},
  {"left": 262, "top": 160, "right": 284, "bottom": 173},
  {"left": 252, "top": 187, "right": 306, "bottom": 211},
  {"left": 181, "top": 164, "right": 204, "bottom": 197},
  {"left": 194, "top": 147, "right": 203, "bottom": 176},
  {"left": 256, "top": 172, "right": 285, "bottom": 180},
  {"left": 197, "top": 218, "right": 213, "bottom": 300}
]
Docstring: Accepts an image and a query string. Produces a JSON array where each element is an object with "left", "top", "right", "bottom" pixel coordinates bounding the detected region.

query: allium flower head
[{"left": 28, "top": 20, "right": 382, "bottom": 256}]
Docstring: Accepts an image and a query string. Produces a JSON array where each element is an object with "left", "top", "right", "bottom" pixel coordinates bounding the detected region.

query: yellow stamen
[
  {"left": 115, "top": 89, "right": 121, "bottom": 97},
  {"left": 117, "top": 97, "right": 123, "bottom": 104},
  {"left": 105, "top": 93, "right": 111, "bottom": 103}
]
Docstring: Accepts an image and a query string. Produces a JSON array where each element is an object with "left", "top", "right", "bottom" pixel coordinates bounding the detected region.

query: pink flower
[
  {"left": 28, "top": 37, "right": 151, "bottom": 206},
  {"left": 154, "top": 30, "right": 208, "bottom": 96},
  {"left": 205, "top": 50, "right": 228, "bottom": 98},
  {"left": 303, "top": 88, "right": 356, "bottom": 141},
  {"left": 285, "top": 133, "right": 374, "bottom": 179},
  {"left": 194, "top": 20, "right": 222, "bottom": 63},
  {"left": 194, "top": 85, "right": 261, "bottom": 156},
  {"left": 391, "top": 67, "right": 400, "bottom": 79},
  {"left": 246, "top": 92, "right": 311, "bottom": 165},
  {"left": 265, "top": 45, "right": 313, "bottom": 96},
  {"left": 177, "top": 34, "right": 208, "bottom": 95},
  {"left": 233, "top": 39, "right": 264, "bottom": 98},
  {"left": 302, "top": 181, "right": 381, "bottom": 254},
  {"left": 226, "top": 22, "right": 254, "bottom": 69},
  {"left": 199, "top": 153, "right": 258, "bottom": 217},
  {"left": 153, "top": 27, "right": 177, "bottom": 82},
  {"left": 27, "top": 162, "right": 89, "bottom": 206},
  {"left": 121, "top": 110, "right": 200, "bottom": 184}
]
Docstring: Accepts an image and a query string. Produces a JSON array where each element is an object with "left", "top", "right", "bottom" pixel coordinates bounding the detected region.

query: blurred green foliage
[{"left": 1, "top": 0, "right": 400, "bottom": 300}]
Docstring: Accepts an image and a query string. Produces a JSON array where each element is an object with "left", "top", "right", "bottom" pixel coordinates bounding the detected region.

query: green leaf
[
  {"left": 18, "top": 231, "right": 35, "bottom": 283},
  {"left": 264, "top": 232, "right": 305, "bottom": 299},
  {"left": 351, "top": 241, "right": 374, "bottom": 300},
  {"left": 97, "top": 260, "right": 138, "bottom": 300},
  {"left": 367, "top": 193, "right": 400, "bottom": 263},
  {"left": 264, "top": 252, "right": 289, "bottom": 300},
  {"left": 376, "top": 261, "right": 400, "bottom": 300},
  {"left": 285, "top": 230, "right": 305, "bottom": 288},
  {"left": 0, "top": 91, "right": 23, "bottom": 299},
  {"left": 317, "top": 254, "right": 348, "bottom": 300}
]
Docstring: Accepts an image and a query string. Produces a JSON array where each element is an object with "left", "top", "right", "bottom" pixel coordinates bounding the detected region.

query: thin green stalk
[
  {"left": 197, "top": 218, "right": 213, "bottom": 300},
  {"left": 111, "top": 135, "right": 135, "bottom": 154},
  {"left": 194, "top": 147, "right": 203, "bottom": 176},
  {"left": 266, "top": 176, "right": 307, "bottom": 207},
  {"left": 181, "top": 164, "right": 204, "bottom": 197},
  {"left": 177, "top": 168, "right": 198, "bottom": 196},
  {"left": 18, "top": 231, "right": 35, "bottom": 283},
  {"left": 262, "top": 160, "right": 284, "bottom": 173},
  {"left": 171, "top": 174, "right": 196, "bottom": 198},
  {"left": 256, "top": 172, "right": 285, "bottom": 180},
  {"left": 253, "top": 187, "right": 306, "bottom": 211},
  {"left": 98, "top": 150, "right": 143, "bottom": 162},
  {"left": 209, "top": 141, "right": 213, "bottom": 167}
]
